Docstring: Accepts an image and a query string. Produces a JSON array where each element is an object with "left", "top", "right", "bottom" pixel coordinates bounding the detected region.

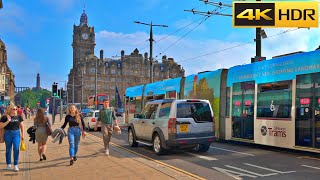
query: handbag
[
  {"left": 0, "top": 128, "right": 5, "bottom": 143},
  {"left": 46, "top": 120, "right": 52, "bottom": 136},
  {"left": 20, "top": 141, "right": 26, "bottom": 151},
  {"left": 113, "top": 125, "right": 121, "bottom": 135}
]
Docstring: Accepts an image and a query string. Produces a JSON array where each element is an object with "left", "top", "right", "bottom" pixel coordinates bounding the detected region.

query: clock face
[{"left": 82, "top": 33, "right": 89, "bottom": 40}]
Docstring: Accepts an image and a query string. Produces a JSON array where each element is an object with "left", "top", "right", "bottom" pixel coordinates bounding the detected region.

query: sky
[{"left": 1, "top": 0, "right": 320, "bottom": 90}]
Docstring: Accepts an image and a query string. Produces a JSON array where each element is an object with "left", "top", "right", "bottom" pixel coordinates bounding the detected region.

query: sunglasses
[{"left": 12, "top": 108, "right": 17, "bottom": 110}]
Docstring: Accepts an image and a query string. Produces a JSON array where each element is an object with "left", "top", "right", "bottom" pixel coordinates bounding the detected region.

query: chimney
[
  {"left": 121, "top": 50, "right": 125, "bottom": 61},
  {"left": 100, "top": 50, "right": 103, "bottom": 61}
]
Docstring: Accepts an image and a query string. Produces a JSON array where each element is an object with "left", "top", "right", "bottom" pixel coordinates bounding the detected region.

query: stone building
[
  {"left": 0, "top": 39, "right": 15, "bottom": 102},
  {"left": 67, "top": 10, "right": 185, "bottom": 104}
]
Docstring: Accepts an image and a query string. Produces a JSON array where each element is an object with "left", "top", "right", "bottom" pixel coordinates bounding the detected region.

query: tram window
[{"left": 257, "top": 80, "right": 292, "bottom": 118}]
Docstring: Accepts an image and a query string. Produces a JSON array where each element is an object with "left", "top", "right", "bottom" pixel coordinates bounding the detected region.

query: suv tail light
[
  {"left": 91, "top": 118, "right": 96, "bottom": 122},
  {"left": 168, "top": 118, "right": 176, "bottom": 133}
]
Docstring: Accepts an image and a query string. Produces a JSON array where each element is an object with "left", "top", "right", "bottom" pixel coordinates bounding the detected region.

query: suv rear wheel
[
  {"left": 128, "top": 129, "right": 138, "bottom": 147},
  {"left": 153, "top": 133, "right": 165, "bottom": 155},
  {"left": 194, "top": 144, "right": 210, "bottom": 152}
]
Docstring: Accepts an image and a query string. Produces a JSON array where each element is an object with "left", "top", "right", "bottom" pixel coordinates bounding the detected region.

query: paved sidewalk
[{"left": 0, "top": 116, "right": 199, "bottom": 180}]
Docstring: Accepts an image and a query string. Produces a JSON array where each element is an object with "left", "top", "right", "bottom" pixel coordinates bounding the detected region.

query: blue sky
[{"left": 1, "top": 0, "right": 320, "bottom": 90}]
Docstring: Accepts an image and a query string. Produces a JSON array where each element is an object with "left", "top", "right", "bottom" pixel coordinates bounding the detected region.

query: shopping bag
[{"left": 20, "top": 141, "right": 26, "bottom": 151}]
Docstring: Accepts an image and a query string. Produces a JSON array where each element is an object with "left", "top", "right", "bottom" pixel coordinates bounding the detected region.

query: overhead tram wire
[
  {"left": 154, "top": 16, "right": 211, "bottom": 59},
  {"left": 176, "top": 28, "right": 302, "bottom": 64}
]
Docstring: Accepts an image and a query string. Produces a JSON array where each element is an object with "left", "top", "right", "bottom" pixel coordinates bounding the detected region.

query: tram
[{"left": 125, "top": 49, "right": 320, "bottom": 153}]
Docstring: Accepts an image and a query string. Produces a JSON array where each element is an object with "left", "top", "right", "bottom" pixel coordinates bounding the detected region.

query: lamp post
[{"left": 81, "top": 64, "right": 84, "bottom": 110}]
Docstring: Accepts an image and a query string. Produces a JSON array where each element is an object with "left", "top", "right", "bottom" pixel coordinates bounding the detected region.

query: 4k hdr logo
[{"left": 233, "top": 2, "right": 318, "bottom": 28}]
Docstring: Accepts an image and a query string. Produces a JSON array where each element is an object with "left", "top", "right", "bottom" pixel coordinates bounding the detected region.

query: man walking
[{"left": 94, "top": 99, "right": 118, "bottom": 156}]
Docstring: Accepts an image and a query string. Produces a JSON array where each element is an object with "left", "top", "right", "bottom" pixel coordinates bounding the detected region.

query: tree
[{"left": 19, "top": 89, "right": 51, "bottom": 109}]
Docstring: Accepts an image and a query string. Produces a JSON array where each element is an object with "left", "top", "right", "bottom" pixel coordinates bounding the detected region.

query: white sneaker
[
  {"left": 105, "top": 149, "right": 109, "bottom": 156},
  {"left": 6, "top": 164, "right": 11, "bottom": 170},
  {"left": 14, "top": 165, "right": 19, "bottom": 172}
]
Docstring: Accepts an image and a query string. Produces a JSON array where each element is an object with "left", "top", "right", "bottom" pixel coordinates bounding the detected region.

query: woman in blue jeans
[
  {"left": 0, "top": 105, "right": 25, "bottom": 172},
  {"left": 61, "top": 105, "right": 86, "bottom": 165}
]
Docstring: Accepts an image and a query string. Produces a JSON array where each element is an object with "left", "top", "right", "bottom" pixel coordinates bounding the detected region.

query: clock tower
[{"left": 72, "top": 10, "right": 95, "bottom": 67}]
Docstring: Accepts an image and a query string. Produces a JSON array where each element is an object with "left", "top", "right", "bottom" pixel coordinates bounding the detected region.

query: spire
[{"left": 80, "top": 8, "right": 88, "bottom": 26}]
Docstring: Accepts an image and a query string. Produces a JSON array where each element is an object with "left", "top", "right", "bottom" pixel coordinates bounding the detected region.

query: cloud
[{"left": 95, "top": 28, "right": 320, "bottom": 77}]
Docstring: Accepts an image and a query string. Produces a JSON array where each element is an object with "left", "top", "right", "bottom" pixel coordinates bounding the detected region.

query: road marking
[
  {"left": 213, "top": 167, "right": 256, "bottom": 180},
  {"left": 302, "top": 165, "right": 320, "bottom": 170},
  {"left": 210, "top": 146, "right": 255, "bottom": 156},
  {"left": 185, "top": 152, "right": 218, "bottom": 161},
  {"left": 298, "top": 156, "right": 320, "bottom": 161},
  {"left": 87, "top": 134, "right": 206, "bottom": 180},
  {"left": 244, "top": 163, "right": 296, "bottom": 174},
  {"left": 225, "top": 165, "right": 277, "bottom": 177}
]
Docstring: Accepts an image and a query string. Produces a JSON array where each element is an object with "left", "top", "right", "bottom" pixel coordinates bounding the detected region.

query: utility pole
[
  {"left": 95, "top": 58, "right": 98, "bottom": 110},
  {"left": 186, "top": 0, "right": 265, "bottom": 62},
  {"left": 256, "top": 0, "right": 261, "bottom": 58},
  {"left": 72, "top": 73, "right": 75, "bottom": 104},
  {"left": 134, "top": 21, "right": 168, "bottom": 83},
  {"left": 81, "top": 66, "right": 84, "bottom": 110}
]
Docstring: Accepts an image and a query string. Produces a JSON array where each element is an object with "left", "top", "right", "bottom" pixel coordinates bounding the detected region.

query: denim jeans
[
  {"left": 4, "top": 130, "right": 21, "bottom": 165},
  {"left": 68, "top": 127, "right": 81, "bottom": 157}
]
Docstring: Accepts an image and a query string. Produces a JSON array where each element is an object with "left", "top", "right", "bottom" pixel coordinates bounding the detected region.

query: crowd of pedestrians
[{"left": 0, "top": 100, "right": 120, "bottom": 171}]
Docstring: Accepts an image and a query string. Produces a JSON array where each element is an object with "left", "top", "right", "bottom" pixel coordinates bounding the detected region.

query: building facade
[
  {"left": 0, "top": 39, "right": 15, "bottom": 102},
  {"left": 67, "top": 11, "right": 185, "bottom": 105}
]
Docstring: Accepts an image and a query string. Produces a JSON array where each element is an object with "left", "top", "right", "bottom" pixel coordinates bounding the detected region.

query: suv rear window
[{"left": 176, "top": 102, "right": 213, "bottom": 122}]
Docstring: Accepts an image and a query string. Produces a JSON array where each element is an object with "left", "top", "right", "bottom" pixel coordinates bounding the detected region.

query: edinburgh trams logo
[
  {"left": 261, "top": 126, "right": 287, "bottom": 137},
  {"left": 261, "top": 126, "right": 267, "bottom": 136}
]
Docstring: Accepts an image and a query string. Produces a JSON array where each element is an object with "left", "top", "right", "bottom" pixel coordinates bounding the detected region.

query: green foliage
[
  {"left": 110, "top": 98, "right": 116, "bottom": 107},
  {"left": 19, "top": 89, "right": 51, "bottom": 109}
]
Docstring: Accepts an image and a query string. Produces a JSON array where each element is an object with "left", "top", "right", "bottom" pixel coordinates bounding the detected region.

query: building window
[
  {"left": 106, "top": 68, "right": 109, "bottom": 74},
  {"left": 117, "top": 70, "right": 121, "bottom": 75},
  {"left": 111, "top": 69, "right": 116, "bottom": 75},
  {"left": 160, "top": 66, "right": 164, "bottom": 71},
  {"left": 118, "top": 64, "right": 121, "bottom": 68},
  {"left": 117, "top": 78, "right": 121, "bottom": 82},
  {"left": 90, "top": 68, "right": 95, "bottom": 74},
  {"left": 106, "top": 62, "right": 109, "bottom": 67},
  {"left": 257, "top": 80, "right": 292, "bottom": 119},
  {"left": 111, "top": 78, "right": 115, "bottom": 82}
]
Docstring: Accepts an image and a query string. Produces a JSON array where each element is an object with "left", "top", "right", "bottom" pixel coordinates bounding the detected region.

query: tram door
[
  {"left": 232, "top": 81, "right": 255, "bottom": 140},
  {"left": 296, "top": 73, "right": 320, "bottom": 148}
]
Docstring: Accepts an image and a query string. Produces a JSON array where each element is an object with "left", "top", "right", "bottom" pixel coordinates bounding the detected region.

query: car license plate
[{"left": 180, "top": 124, "right": 188, "bottom": 132}]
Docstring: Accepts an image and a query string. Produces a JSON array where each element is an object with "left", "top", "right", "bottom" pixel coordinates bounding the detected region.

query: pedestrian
[
  {"left": 0, "top": 105, "right": 25, "bottom": 172},
  {"left": 17, "top": 105, "right": 25, "bottom": 119},
  {"left": 94, "top": 99, "right": 119, "bottom": 156},
  {"left": 0, "top": 104, "right": 5, "bottom": 117},
  {"left": 61, "top": 104, "right": 86, "bottom": 165},
  {"left": 33, "top": 108, "right": 50, "bottom": 161}
]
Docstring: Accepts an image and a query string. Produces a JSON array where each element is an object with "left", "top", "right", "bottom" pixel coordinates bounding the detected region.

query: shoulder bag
[{"left": 46, "top": 118, "right": 52, "bottom": 136}]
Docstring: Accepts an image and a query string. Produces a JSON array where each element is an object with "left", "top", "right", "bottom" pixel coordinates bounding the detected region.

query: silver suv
[{"left": 128, "top": 99, "right": 215, "bottom": 155}]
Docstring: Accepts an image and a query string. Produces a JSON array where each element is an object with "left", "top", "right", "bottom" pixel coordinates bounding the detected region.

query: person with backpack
[{"left": 94, "top": 99, "right": 118, "bottom": 156}]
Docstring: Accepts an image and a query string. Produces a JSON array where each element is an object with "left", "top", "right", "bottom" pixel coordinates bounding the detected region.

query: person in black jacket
[{"left": 61, "top": 105, "right": 86, "bottom": 166}]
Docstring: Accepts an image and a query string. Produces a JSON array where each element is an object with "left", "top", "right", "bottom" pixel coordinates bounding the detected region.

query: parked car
[
  {"left": 81, "top": 108, "right": 93, "bottom": 117},
  {"left": 128, "top": 99, "right": 215, "bottom": 155},
  {"left": 84, "top": 110, "right": 100, "bottom": 131}
]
